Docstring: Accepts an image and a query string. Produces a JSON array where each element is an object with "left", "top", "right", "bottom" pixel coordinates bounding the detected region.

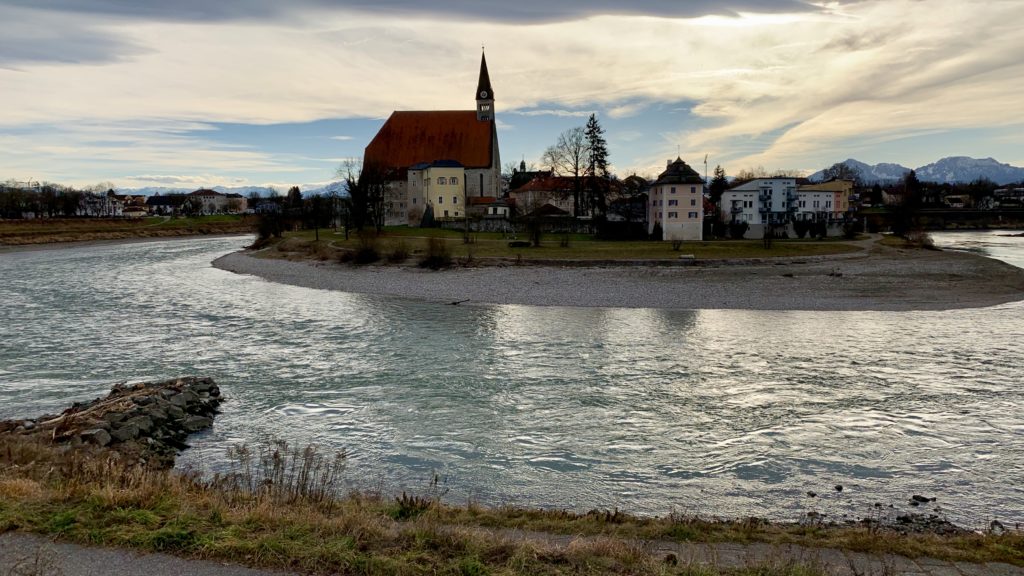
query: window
[
  {"left": 690, "top": 186, "right": 696, "bottom": 193},
  {"left": 670, "top": 187, "right": 676, "bottom": 194},
  {"left": 688, "top": 211, "right": 698, "bottom": 218},
  {"left": 444, "top": 210, "right": 449, "bottom": 217},
  {"left": 667, "top": 211, "right": 678, "bottom": 218},
  {"left": 438, "top": 197, "right": 443, "bottom": 204},
  {"left": 437, "top": 177, "right": 447, "bottom": 185},
  {"left": 452, "top": 196, "right": 458, "bottom": 204},
  {"left": 450, "top": 177, "right": 459, "bottom": 185},
  {"left": 412, "top": 198, "right": 417, "bottom": 204},
  {"left": 652, "top": 200, "right": 656, "bottom": 206},
  {"left": 668, "top": 199, "right": 678, "bottom": 206},
  {"left": 690, "top": 199, "right": 696, "bottom": 206}
]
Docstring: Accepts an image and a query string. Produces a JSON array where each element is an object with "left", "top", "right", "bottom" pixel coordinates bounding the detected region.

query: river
[{"left": 1, "top": 231, "right": 1022, "bottom": 528}]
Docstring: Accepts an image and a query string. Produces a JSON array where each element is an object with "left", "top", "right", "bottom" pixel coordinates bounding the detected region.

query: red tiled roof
[
  {"left": 468, "top": 196, "right": 498, "bottom": 205},
  {"left": 509, "top": 176, "right": 576, "bottom": 194},
  {"left": 365, "top": 111, "right": 494, "bottom": 170}
]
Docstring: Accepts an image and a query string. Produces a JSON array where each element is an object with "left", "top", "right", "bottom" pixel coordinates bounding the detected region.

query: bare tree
[{"left": 542, "top": 126, "right": 587, "bottom": 217}]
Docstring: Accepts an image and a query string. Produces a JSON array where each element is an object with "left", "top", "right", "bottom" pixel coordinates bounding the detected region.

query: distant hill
[
  {"left": 810, "top": 157, "right": 1024, "bottom": 185},
  {"left": 120, "top": 184, "right": 346, "bottom": 197},
  {"left": 914, "top": 157, "right": 1024, "bottom": 185}
]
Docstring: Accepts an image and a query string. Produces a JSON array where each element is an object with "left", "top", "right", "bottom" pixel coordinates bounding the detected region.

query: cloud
[
  {"left": 511, "top": 109, "right": 593, "bottom": 118},
  {"left": 9, "top": 0, "right": 827, "bottom": 24},
  {"left": 329, "top": 135, "right": 353, "bottom": 141},
  {"left": 0, "top": 5, "right": 150, "bottom": 66}
]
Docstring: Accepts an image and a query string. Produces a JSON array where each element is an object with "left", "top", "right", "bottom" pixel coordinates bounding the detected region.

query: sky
[{"left": 1, "top": 0, "right": 1022, "bottom": 191}]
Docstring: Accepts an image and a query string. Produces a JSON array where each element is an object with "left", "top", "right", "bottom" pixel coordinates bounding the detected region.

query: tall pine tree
[{"left": 584, "top": 113, "right": 610, "bottom": 216}]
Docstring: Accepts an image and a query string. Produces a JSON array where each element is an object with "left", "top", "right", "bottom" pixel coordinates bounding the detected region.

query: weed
[
  {"left": 386, "top": 240, "right": 411, "bottom": 263},
  {"left": 419, "top": 238, "right": 452, "bottom": 269}
]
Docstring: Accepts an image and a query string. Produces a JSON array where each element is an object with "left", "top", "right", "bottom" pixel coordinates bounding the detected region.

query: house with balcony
[
  {"left": 719, "top": 178, "right": 798, "bottom": 237},
  {"left": 795, "top": 179, "right": 853, "bottom": 223}
]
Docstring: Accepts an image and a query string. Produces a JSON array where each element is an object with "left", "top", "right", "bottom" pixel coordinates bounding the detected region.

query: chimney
[{"left": 667, "top": 159, "right": 672, "bottom": 167}]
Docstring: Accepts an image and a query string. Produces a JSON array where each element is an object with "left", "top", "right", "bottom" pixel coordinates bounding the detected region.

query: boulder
[
  {"left": 182, "top": 416, "right": 213, "bottom": 433},
  {"left": 110, "top": 423, "right": 140, "bottom": 442},
  {"left": 81, "top": 428, "right": 111, "bottom": 447},
  {"left": 124, "top": 415, "right": 153, "bottom": 434}
]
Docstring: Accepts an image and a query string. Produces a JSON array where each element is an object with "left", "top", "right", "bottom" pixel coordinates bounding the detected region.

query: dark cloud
[
  {"left": 6, "top": 0, "right": 829, "bottom": 24},
  {"left": 0, "top": 5, "right": 150, "bottom": 65}
]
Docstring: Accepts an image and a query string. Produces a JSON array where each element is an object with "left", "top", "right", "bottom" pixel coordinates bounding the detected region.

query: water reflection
[{"left": 1, "top": 236, "right": 1022, "bottom": 527}]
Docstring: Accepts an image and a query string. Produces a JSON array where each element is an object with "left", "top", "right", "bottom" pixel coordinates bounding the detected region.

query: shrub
[
  {"left": 671, "top": 239, "right": 683, "bottom": 251},
  {"left": 650, "top": 222, "right": 663, "bottom": 241},
  {"left": 843, "top": 221, "right": 860, "bottom": 239},
  {"left": 728, "top": 221, "right": 749, "bottom": 239},
  {"left": 419, "top": 237, "right": 452, "bottom": 269},
  {"left": 353, "top": 232, "right": 380, "bottom": 265},
  {"left": 905, "top": 229, "right": 936, "bottom": 249},
  {"left": 387, "top": 241, "right": 410, "bottom": 263}
]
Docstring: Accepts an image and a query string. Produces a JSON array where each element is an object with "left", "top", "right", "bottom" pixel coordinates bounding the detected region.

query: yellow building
[{"left": 415, "top": 160, "right": 467, "bottom": 220}]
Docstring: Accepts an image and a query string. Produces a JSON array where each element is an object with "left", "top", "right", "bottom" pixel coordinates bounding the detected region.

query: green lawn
[{"left": 286, "top": 227, "right": 861, "bottom": 261}]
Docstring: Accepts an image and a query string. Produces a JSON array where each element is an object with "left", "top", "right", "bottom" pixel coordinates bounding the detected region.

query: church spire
[{"left": 476, "top": 50, "right": 494, "bottom": 121}]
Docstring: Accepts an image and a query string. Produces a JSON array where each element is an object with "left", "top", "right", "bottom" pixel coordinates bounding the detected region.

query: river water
[{"left": 1, "top": 232, "right": 1022, "bottom": 527}]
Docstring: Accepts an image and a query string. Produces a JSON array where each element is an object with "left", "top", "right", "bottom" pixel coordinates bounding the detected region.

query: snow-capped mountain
[
  {"left": 809, "top": 159, "right": 910, "bottom": 184},
  {"left": 914, "top": 157, "right": 1024, "bottom": 185},
  {"left": 810, "top": 157, "right": 1024, "bottom": 185}
]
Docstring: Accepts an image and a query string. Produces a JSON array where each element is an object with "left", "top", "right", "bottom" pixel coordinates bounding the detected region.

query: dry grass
[{"left": 1, "top": 434, "right": 1021, "bottom": 575}]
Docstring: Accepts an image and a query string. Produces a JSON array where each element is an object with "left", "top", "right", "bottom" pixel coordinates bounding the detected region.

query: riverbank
[
  {"left": 2, "top": 415, "right": 1022, "bottom": 575},
  {"left": 213, "top": 237, "right": 1024, "bottom": 311},
  {"left": 0, "top": 216, "right": 256, "bottom": 247}
]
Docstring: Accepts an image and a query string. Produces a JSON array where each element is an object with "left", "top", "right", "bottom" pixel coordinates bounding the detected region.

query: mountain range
[
  {"left": 121, "top": 183, "right": 345, "bottom": 197},
  {"left": 810, "top": 156, "right": 1024, "bottom": 185}
]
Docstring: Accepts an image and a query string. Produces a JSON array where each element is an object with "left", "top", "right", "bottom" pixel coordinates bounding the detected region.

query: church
[{"left": 364, "top": 52, "right": 502, "bottom": 226}]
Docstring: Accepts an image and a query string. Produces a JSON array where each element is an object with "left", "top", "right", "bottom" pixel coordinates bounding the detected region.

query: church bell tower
[{"left": 476, "top": 50, "right": 494, "bottom": 122}]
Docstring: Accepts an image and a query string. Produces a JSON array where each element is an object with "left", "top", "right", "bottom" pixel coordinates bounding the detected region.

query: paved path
[
  {"left": 0, "top": 533, "right": 294, "bottom": 576},
  {"left": 3, "top": 531, "right": 1021, "bottom": 576}
]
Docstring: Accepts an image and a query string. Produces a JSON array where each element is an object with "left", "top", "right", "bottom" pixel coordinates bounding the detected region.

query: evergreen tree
[
  {"left": 708, "top": 165, "right": 729, "bottom": 205},
  {"left": 584, "top": 113, "right": 610, "bottom": 215}
]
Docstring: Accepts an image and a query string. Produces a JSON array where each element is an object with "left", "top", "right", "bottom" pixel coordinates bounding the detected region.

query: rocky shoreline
[{"left": 0, "top": 376, "right": 222, "bottom": 468}]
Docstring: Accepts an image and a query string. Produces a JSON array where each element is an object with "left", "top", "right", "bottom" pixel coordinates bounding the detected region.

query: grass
[
  {"left": 1, "top": 434, "right": 1021, "bottom": 575},
  {"left": 0, "top": 215, "right": 256, "bottom": 245},
  {"left": 271, "top": 227, "right": 861, "bottom": 263}
]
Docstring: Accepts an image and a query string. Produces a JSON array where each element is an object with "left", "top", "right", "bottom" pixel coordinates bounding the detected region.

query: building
[
  {"left": 508, "top": 175, "right": 576, "bottom": 216},
  {"left": 719, "top": 178, "right": 798, "bottom": 237},
  {"left": 795, "top": 179, "right": 853, "bottom": 223},
  {"left": 648, "top": 157, "right": 704, "bottom": 241},
  {"left": 189, "top": 189, "right": 229, "bottom": 214},
  {"left": 364, "top": 52, "right": 501, "bottom": 226}
]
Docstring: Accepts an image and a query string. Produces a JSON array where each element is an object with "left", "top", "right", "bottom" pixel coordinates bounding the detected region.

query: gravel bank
[{"left": 212, "top": 245, "right": 1024, "bottom": 311}]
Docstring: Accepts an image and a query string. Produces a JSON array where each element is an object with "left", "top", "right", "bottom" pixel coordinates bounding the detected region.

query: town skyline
[{"left": 1, "top": 0, "right": 1022, "bottom": 190}]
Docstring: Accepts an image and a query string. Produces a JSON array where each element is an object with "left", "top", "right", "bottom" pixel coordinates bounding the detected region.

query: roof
[
  {"left": 190, "top": 189, "right": 223, "bottom": 197},
  {"left": 509, "top": 176, "right": 576, "bottom": 194},
  {"left": 365, "top": 111, "right": 495, "bottom": 170},
  {"left": 654, "top": 157, "right": 704, "bottom": 186},
  {"left": 477, "top": 52, "right": 494, "bottom": 99},
  {"left": 468, "top": 196, "right": 499, "bottom": 206}
]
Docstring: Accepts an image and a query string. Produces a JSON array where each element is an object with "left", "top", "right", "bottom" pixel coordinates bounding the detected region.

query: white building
[
  {"left": 719, "top": 178, "right": 798, "bottom": 237},
  {"left": 648, "top": 157, "right": 704, "bottom": 241}
]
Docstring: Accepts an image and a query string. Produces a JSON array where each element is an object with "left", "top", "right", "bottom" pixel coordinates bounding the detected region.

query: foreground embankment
[
  {"left": 2, "top": 380, "right": 1022, "bottom": 575},
  {"left": 214, "top": 242, "right": 1024, "bottom": 311},
  {"left": 0, "top": 217, "right": 256, "bottom": 247}
]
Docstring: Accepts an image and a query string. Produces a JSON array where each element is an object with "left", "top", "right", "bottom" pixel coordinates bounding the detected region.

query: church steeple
[{"left": 476, "top": 50, "right": 494, "bottom": 121}]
